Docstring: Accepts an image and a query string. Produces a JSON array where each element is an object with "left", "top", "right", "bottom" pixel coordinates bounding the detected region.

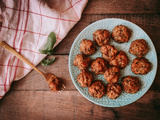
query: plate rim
[{"left": 68, "top": 18, "right": 158, "bottom": 107}]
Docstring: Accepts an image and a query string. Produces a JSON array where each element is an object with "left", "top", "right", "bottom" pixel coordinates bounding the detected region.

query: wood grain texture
[
  {"left": 84, "top": 0, "right": 160, "bottom": 14},
  {"left": 1, "top": 0, "right": 160, "bottom": 120},
  {"left": 53, "top": 14, "right": 160, "bottom": 55},
  {"left": 11, "top": 55, "right": 76, "bottom": 91},
  {"left": 42, "top": 0, "right": 160, "bottom": 14},
  {"left": 0, "top": 90, "right": 160, "bottom": 120}
]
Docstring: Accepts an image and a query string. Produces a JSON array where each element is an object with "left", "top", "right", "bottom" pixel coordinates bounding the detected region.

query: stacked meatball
[
  {"left": 129, "top": 39, "right": 151, "bottom": 75},
  {"left": 73, "top": 38, "right": 107, "bottom": 99},
  {"left": 73, "top": 25, "right": 151, "bottom": 100}
]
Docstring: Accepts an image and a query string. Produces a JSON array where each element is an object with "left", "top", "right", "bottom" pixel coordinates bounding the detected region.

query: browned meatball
[
  {"left": 88, "top": 80, "right": 105, "bottom": 99},
  {"left": 129, "top": 39, "right": 148, "bottom": 57},
  {"left": 121, "top": 76, "right": 141, "bottom": 94},
  {"left": 79, "top": 39, "right": 96, "bottom": 55},
  {"left": 48, "top": 75, "right": 62, "bottom": 92},
  {"left": 112, "top": 25, "right": 131, "bottom": 43},
  {"left": 77, "top": 70, "right": 93, "bottom": 87},
  {"left": 131, "top": 57, "right": 151, "bottom": 75},
  {"left": 91, "top": 57, "right": 108, "bottom": 74},
  {"left": 93, "top": 29, "right": 111, "bottom": 46},
  {"left": 109, "top": 51, "right": 129, "bottom": 69},
  {"left": 104, "top": 67, "right": 120, "bottom": 83},
  {"left": 100, "top": 45, "right": 118, "bottom": 61},
  {"left": 106, "top": 83, "right": 121, "bottom": 99},
  {"left": 73, "top": 54, "right": 90, "bottom": 70}
]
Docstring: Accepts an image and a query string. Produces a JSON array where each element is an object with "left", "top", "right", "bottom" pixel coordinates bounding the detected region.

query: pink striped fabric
[{"left": 0, "top": 0, "right": 88, "bottom": 98}]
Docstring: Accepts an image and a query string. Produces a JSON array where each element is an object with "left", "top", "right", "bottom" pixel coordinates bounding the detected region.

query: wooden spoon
[{"left": 0, "top": 41, "right": 65, "bottom": 91}]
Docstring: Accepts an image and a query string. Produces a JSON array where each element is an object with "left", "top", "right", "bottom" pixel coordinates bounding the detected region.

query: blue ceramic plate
[{"left": 69, "top": 18, "right": 157, "bottom": 107}]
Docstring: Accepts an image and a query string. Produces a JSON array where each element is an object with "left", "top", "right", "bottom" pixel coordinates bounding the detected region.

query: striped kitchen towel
[{"left": 0, "top": 0, "right": 88, "bottom": 98}]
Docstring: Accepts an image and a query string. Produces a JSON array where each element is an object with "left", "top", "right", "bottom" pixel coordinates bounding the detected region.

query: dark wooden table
[{"left": 0, "top": 0, "right": 160, "bottom": 119}]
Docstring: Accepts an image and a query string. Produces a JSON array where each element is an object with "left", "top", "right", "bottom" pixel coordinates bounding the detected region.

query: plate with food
[{"left": 69, "top": 18, "right": 157, "bottom": 107}]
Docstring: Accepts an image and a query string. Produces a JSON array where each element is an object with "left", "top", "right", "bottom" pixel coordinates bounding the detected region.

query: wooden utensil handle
[{"left": 0, "top": 41, "right": 44, "bottom": 76}]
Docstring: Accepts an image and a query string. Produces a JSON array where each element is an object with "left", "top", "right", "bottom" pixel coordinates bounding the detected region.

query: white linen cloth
[{"left": 0, "top": 0, "right": 88, "bottom": 98}]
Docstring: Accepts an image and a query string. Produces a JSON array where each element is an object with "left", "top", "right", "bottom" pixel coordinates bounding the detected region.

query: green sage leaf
[
  {"left": 46, "top": 49, "right": 55, "bottom": 55},
  {"left": 39, "top": 49, "right": 54, "bottom": 55},
  {"left": 44, "top": 32, "right": 56, "bottom": 50},
  {"left": 41, "top": 57, "right": 56, "bottom": 66},
  {"left": 39, "top": 32, "right": 56, "bottom": 66},
  {"left": 39, "top": 32, "right": 56, "bottom": 55},
  {"left": 39, "top": 49, "right": 48, "bottom": 54}
]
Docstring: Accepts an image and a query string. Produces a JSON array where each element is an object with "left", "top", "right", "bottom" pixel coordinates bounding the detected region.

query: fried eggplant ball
[
  {"left": 100, "top": 45, "right": 118, "bottom": 61},
  {"left": 77, "top": 70, "right": 93, "bottom": 87},
  {"left": 129, "top": 39, "right": 148, "bottom": 57},
  {"left": 109, "top": 51, "right": 129, "bottom": 69},
  {"left": 91, "top": 57, "right": 108, "bottom": 74},
  {"left": 131, "top": 57, "right": 151, "bottom": 75},
  {"left": 112, "top": 25, "right": 131, "bottom": 43},
  {"left": 88, "top": 80, "right": 106, "bottom": 99},
  {"left": 104, "top": 67, "right": 120, "bottom": 83},
  {"left": 121, "top": 76, "right": 141, "bottom": 94},
  {"left": 93, "top": 29, "right": 111, "bottom": 46},
  {"left": 48, "top": 75, "right": 62, "bottom": 92},
  {"left": 73, "top": 54, "right": 90, "bottom": 70},
  {"left": 106, "top": 83, "right": 122, "bottom": 99},
  {"left": 79, "top": 39, "right": 96, "bottom": 55}
]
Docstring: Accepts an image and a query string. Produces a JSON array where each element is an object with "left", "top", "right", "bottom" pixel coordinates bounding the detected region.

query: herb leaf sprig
[
  {"left": 39, "top": 32, "right": 56, "bottom": 66},
  {"left": 41, "top": 57, "right": 56, "bottom": 66}
]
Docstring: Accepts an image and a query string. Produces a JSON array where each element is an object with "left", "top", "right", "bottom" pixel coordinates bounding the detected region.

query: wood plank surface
[
  {"left": 46, "top": 0, "right": 160, "bottom": 14},
  {"left": 54, "top": 14, "right": 160, "bottom": 55},
  {"left": 84, "top": 0, "right": 160, "bottom": 14},
  {"left": 1, "top": 0, "right": 160, "bottom": 120},
  {"left": 11, "top": 55, "right": 76, "bottom": 91},
  {"left": 0, "top": 90, "right": 160, "bottom": 120}
]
